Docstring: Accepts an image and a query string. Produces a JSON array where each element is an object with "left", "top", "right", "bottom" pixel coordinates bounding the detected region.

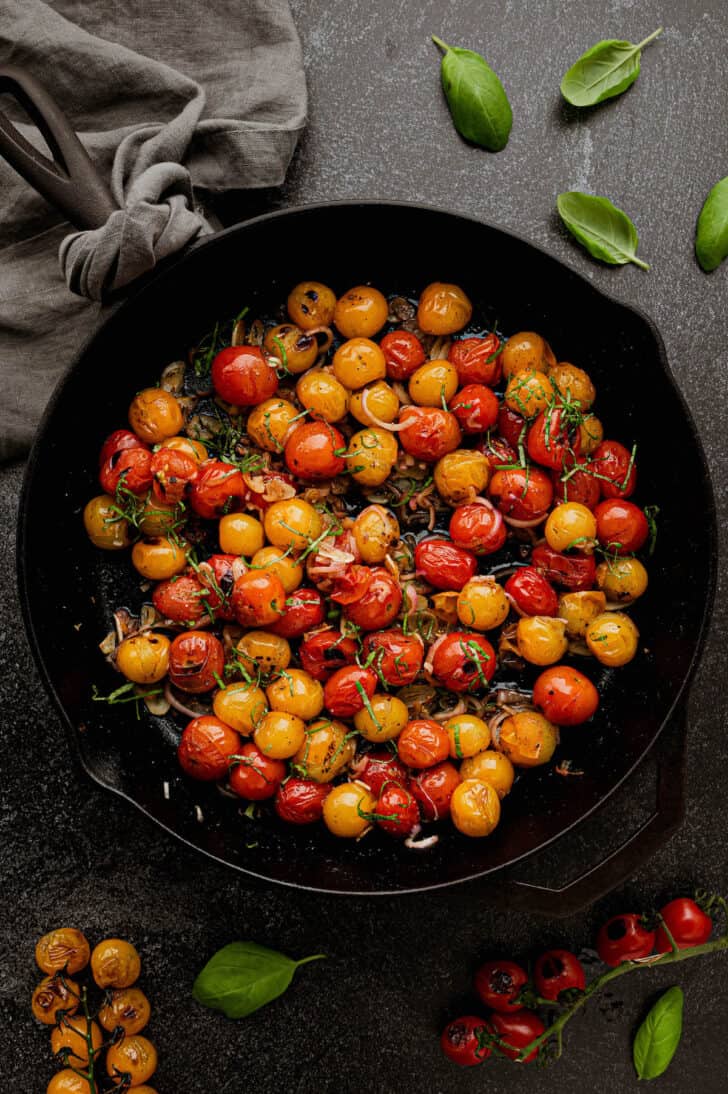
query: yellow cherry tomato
[
  {"left": 348, "top": 427, "right": 398, "bottom": 487},
  {"left": 36, "top": 929, "right": 90, "bottom": 975},
  {"left": 296, "top": 370, "right": 350, "bottom": 422},
  {"left": 128, "top": 388, "right": 183, "bottom": 444},
  {"left": 264, "top": 322, "right": 321, "bottom": 372},
  {"left": 505, "top": 369, "right": 554, "bottom": 418},
  {"left": 595, "top": 557, "right": 649, "bottom": 604},
  {"left": 434, "top": 449, "right": 490, "bottom": 506},
  {"left": 496, "top": 711, "right": 559, "bottom": 767},
  {"left": 292, "top": 718, "right": 356, "bottom": 782},
  {"left": 138, "top": 496, "right": 181, "bottom": 538},
  {"left": 332, "top": 337, "right": 387, "bottom": 389},
  {"left": 236, "top": 630, "right": 291, "bottom": 674},
  {"left": 106, "top": 1035, "right": 158, "bottom": 1087},
  {"left": 408, "top": 359, "right": 459, "bottom": 407},
  {"left": 549, "top": 362, "right": 596, "bottom": 409},
  {"left": 353, "top": 693, "right": 409, "bottom": 742},
  {"left": 516, "top": 616, "right": 568, "bottom": 665},
  {"left": 254, "top": 711, "right": 307, "bottom": 758},
  {"left": 349, "top": 381, "right": 400, "bottom": 426},
  {"left": 91, "top": 938, "right": 141, "bottom": 989},
  {"left": 457, "top": 577, "right": 509, "bottom": 631},
  {"left": 322, "top": 782, "right": 377, "bottom": 837},
  {"left": 32, "top": 974, "right": 80, "bottom": 1025},
  {"left": 264, "top": 498, "right": 323, "bottom": 551},
  {"left": 450, "top": 778, "right": 501, "bottom": 836},
  {"left": 246, "top": 398, "right": 298, "bottom": 452},
  {"left": 417, "top": 282, "right": 472, "bottom": 335},
  {"left": 459, "top": 749, "right": 515, "bottom": 798},
  {"left": 99, "top": 987, "right": 151, "bottom": 1036},
  {"left": 131, "top": 536, "right": 188, "bottom": 580},
  {"left": 500, "top": 331, "right": 554, "bottom": 379},
  {"left": 47, "top": 1070, "right": 94, "bottom": 1094},
  {"left": 266, "top": 669, "right": 324, "bottom": 720},
  {"left": 84, "top": 495, "right": 130, "bottom": 550},
  {"left": 50, "top": 1016, "right": 103, "bottom": 1066},
  {"left": 287, "top": 281, "right": 337, "bottom": 330},
  {"left": 544, "top": 502, "right": 597, "bottom": 553},
  {"left": 250, "top": 546, "right": 303, "bottom": 593},
  {"left": 219, "top": 513, "right": 265, "bottom": 556},
  {"left": 352, "top": 505, "right": 400, "bottom": 564},
  {"left": 158, "top": 435, "right": 208, "bottom": 462},
  {"left": 585, "top": 612, "right": 639, "bottom": 666},
  {"left": 558, "top": 590, "right": 607, "bottom": 638},
  {"left": 579, "top": 413, "right": 604, "bottom": 455},
  {"left": 333, "top": 285, "right": 389, "bottom": 339},
  {"left": 444, "top": 713, "right": 491, "bottom": 759},
  {"left": 116, "top": 633, "right": 170, "bottom": 685},
  {"left": 213, "top": 682, "right": 268, "bottom": 735}
]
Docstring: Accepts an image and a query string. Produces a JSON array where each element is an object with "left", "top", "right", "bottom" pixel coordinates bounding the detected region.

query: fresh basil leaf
[
  {"left": 696, "top": 177, "right": 728, "bottom": 272},
  {"left": 561, "top": 28, "right": 662, "bottom": 107},
  {"left": 633, "top": 986, "right": 684, "bottom": 1080},
  {"left": 432, "top": 35, "right": 512, "bottom": 152},
  {"left": 192, "top": 941, "right": 325, "bottom": 1019},
  {"left": 557, "top": 191, "right": 649, "bottom": 270}
]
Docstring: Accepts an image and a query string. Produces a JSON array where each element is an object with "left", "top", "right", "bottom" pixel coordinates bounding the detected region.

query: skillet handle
[
  {"left": 487, "top": 709, "right": 686, "bottom": 918},
  {"left": 0, "top": 65, "right": 116, "bottom": 229}
]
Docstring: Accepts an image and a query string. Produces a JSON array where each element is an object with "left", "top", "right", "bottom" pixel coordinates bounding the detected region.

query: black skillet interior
[{"left": 18, "top": 202, "right": 716, "bottom": 894}]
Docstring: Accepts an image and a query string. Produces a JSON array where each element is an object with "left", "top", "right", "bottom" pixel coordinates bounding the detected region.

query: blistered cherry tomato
[
  {"left": 376, "top": 782, "right": 420, "bottom": 838},
  {"left": 168, "top": 630, "right": 224, "bottom": 693},
  {"left": 596, "top": 914, "right": 656, "bottom": 967},
  {"left": 229, "top": 741, "right": 285, "bottom": 800},
  {"left": 99, "top": 428, "right": 147, "bottom": 467},
  {"left": 275, "top": 778, "right": 331, "bottom": 824},
  {"left": 284, "top": 421, "right": 346, "bottom": 480},
  {"left": 152, "top": 573, "right": 207, "bottom": 624},
  {"left": 323, "top": 665, "right": 377, "bottom": 717},
  {"left": 231, "top": 571, "right": 286, "bottom": 627},
  {"left": 448, "top": 333, "right": 501, "bottom": 386},
  {"left": 411, "top": 761, "right": 461, "bottom": 820},
  {"left": 531, "top": 544, "right": 597, "bottom": 591},
  {"left": 533, "top": 665, "right": 599, "bottom": 726},
  {"left": 178, "top": 716, "right": 241, "bottom": 780},
  {"left": 343, "top": 567, "right": 402, "bottom": 631},
  {"left": 417, "top": 282, "right": 472, "bottom": 335},
  {"left": 440, "top": 1016, "right": 491, "bottom": 1067},
  {"left": 591, "top": 439, "right": 637, "bottom": 498},
  {"left": 199, "top": 553, "right": 238, "bottom": 620},
  {"left": 414, "top": 538, "right": 477, "bottom": 591},
  {"left": 500, "top": 330, "right": 554, "bottom": 379},
  {"left": 489, "top": 466, "right": 553, "bottom": 522},
  {"left": 189, "top": 461, "right": 245, "bottom": 519},
  {"left": 595, "top": 499, "right": 649, "bottom": 554},
  {"left": 475, "top": 959, "right": 528, "bottom": 1013},
  {"left": 478, "top": 432, "right": 517, "bottom": 473},
  {"left": 129, "top": 388, "right": 183, "bottom": 444},
  {"left": 361, "top": 629, "right": 423, "bottom": 686},
  {"left": 449, "top": 502, "right": 506, "bottom": 555},
  {"left": 99, "top": 447, "right": 153, "bottom": 496},
  {"left": 330, "top": 564, "right": 373, "bottom": 605},
  {"left": 490, "top": 1010, "right": 545, "bottom": 1063},
  {"left": 504, "top": 566, "right": 558, "bottom": 616},
  {"left": 397, "top": 719, "right": 450, "bottom": 768},
  {"left": 270, "top": 587, "right": 326, "bottom": 638},
  {"left": 355, "top": 751, "right": 409, "bottom": 796},
  {"left": 655, "top": 897, "right": 713, "bottom": 953},
  {"left": 380, "top": 329, "right": 426, "bottom": 380},
  {"left": 497, "top": 404, "right": 526, "bottom": 449},
  {"left": 150, "top": 447, "right": 198, "bottom": 505},
  {"left": 430, "top": 632, "right": 497, "bottom": 692},
  {"left": 299, "top": 630, "right": 358, "bottom": 681},
  {"left": 533, "top": 950, "right": 586, "bottom": 1001},
  {"left": 334, "top": 285, "right": 389, "bottom": 339},
  {"left": 287, "top": 280, "right": 336, "bottom": 329},
  {"left": 527, "top": 406, "right": 581, "bottom": 471},
  {"left": 211, "top": 345, "right": 278, "bottom": 406},
  {"left": 449, "top": 384, "right": 499, "bottom": 433},
  {"left": 398, "top": 406, "right": 462, "bottom": 462},
  {"left": 552, "top": 463, "right": 601, "bottom": 509}
]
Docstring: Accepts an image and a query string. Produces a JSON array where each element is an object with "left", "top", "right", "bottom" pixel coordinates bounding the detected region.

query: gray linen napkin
[{"left": 0, "top": 0, "right": 306, "bottom": 462}]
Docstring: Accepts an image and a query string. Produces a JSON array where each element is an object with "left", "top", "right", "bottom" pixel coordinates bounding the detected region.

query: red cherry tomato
[
  {"left": 449, "top": 503, "right": 506, "bottom": 555},
  {"left": 591, "top": 439, "right": 637, "bottom": 499},
  {"left": 150, "top": 448, "right": 198, "bottom": 505},
  {"left": 361, "top": 629, "right": 423, "bottom": 686},
  {"left": 477, "top": 433, "right": 517, "bottom": 473},
  {"left": 489, "top": 1010, "right": 545, "bottom": 1063},
  {"left": 474, "top": 959, "right": 528, "bottom": 1013},
  {"left": 99, "top": 447, "right": 153, "bottom": 496},
  {"left": 414, "top": 538, "right": 478, "bottom": 591},
  {"left": 323, "top": 665, "right": 377, "bottom": 718},
  {"left": 489, "top": 466, "right": 553, "bottom": 522},
  {"left": 595, "top": 499, "right": 649, "bottom": 555},
  {"left": 533, "top": 949, "right": 586, "bottom": 1001},
  {"left": 398, "top": 406, "right": 462, "bottom": 462},
  {"left": 177, "top": 716, "right": 241, "bottom": 781},
  {"left": 448, "top": 334, "right": 501, "bottom": 387},
  {"left": 229, "top": 741, "right": 286, "bottom": 800},
  {"left": 531, "top": 544, "right": 597, "bottom": 591},
  {"left": 198, "top": 554, "right": 238, "bottom": 621},
  {"left": 189, "top": 461, "right": 246, "bottom": 520},
  {"left": 527, "top": 407, "right": 582, "bottom": 471},
  {"left": 231, "top": 571, "right": 286, "bottom": 627},
  {"left": 330, "top": 564, "right": 373, "bottom": 605},
  {"left": 397, "top": 719, "right": 450, "bottom": 769},
  {"left": 440, "top": 1015, "right": 491, "bottom": 1067},
  {"left": 355, "top": 751, "right": 409, "bottom": 796},
  {"left": 241, "top": 470, "right": 297, "bottom": 512},
  {"left": 284, "top": 421, "right": 346, "bottom": 480},
  {"left": 411, "top": 761, "right": 461, "bottom": 820},
  {"left": 152, "top": 573, "right": 207, "bottom": 624},
  {"left": 596, "top": 914, "right": 656, "bottom": 967},
  {"left": 343, "top": 567, "right": 402, "bottom": 631},
  {"left": 552, "top": 463, "right": 601, "bottom": 509},
  {"left": 274, "top": 778, "right": 331, "bottom": 824},
  {"left": 376, "top": 782, "right": 420, "bottom": 838},
  {"left": 211, "top": 345, "right": 278, "bottom": 406},
  {"left": 99, "top": 428, "right": 148, "bottom": 467},
  {"left": 168, "top": 630, "right": 225, "bottom": 693},
  {"left": 380, "top": 329, "right": 426, "bottom": 380},
  {"left": 299, "top": 630, "right": 358, "bottom": 681},
  {"left": 504, "top": 566, "right": 558, "bottom": 616},
  {"left": 449, "top": 384, "right": 499, "bottom": 434},
  {"left": 430, "top": 632, "right": 497, "bottom": 692},
  {"left": 270, "top": 588, "right": 326, "bottom": 638},
  {"left": 655, "top": 898, "right": 713, "bottom": 953},
  {"left": 533, "top": 665, "right": 599, "bottom": 726},
  {"left": 497, "top": 404, "right": 527, "bottom": 449}
]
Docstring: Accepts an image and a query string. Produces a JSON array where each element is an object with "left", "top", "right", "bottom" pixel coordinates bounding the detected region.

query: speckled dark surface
[{"left": 2, "top": 1, "right": 728, "bottom": 1090}]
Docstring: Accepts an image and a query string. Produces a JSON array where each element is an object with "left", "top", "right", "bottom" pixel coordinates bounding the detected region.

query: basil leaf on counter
[
  {"left": 432, "top": 35, "right": 512, "bottom": 152},
  {"left": 633, "top": 986, "right": 684, "bottom": 1080},
  {"left": 557, "top": 191, "right": 649, "bottom": 270},
  {"left": 192, "top": 941, "right": 325, "bottom": 1019},
  {"left": 696, "top": 177, "right": 728, "bottom": 272},
  {"left": 561, "top": 28, "right": 662, "bottom": 107}
]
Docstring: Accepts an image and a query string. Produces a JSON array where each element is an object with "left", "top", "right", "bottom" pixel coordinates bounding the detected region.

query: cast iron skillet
[{"left": 3, "top": 67, "right": 717, "bottom": 906}]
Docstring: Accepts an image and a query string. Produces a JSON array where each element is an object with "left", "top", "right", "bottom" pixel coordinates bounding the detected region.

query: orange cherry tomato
[
  {"left": 448, "top": 334, "right": 502, "bottom": 386},
  {"left": 189, "top": 461, "right": 246, "bottom": 519},
  {"left": 168, "top": 630, "right": 225, "bottom": 693},
  {"left": 231, "top": 571, "right": 286, "bottom": 627},
  {"left": 177, "top": 716, "right": 241, "bottom": 780},
  {"left": 398, "top": 406, "right": 462, "bottom": 462},
  {"left": 397, "top": 719, "right": 450, "bottom": 769},
  {"left": 533, "top": 665, "right": 599, "bottom": 726},
  {"left": 284, "top": 421, "right": 346, "bottom": 479}
]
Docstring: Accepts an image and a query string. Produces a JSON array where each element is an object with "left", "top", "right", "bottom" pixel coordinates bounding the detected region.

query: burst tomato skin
[
  {"left": 533, "top": 950, "right": 586, "bottom": 1001},
  {"left": 489, "top": 1011, "right": 545, "bottom": 1063},
  {"left": 355, "top": 751, "right": 409, "bottom": 796},
  {"left": 596, "top": 914, "right": 655, "bottom": 966},
  {"left": 298, "top": 630, "right": 358, "bottom": 681},
  {"left": 595, "top": 499, "right": 649, "bottom": 555},
  {"left": 489, "top": 466, "right": 553, "bottom": 521},
  {"left": 99, "top": 447, "right": 153, "bottom": 496},
  {"left": 440, "top": 1015, "right": 491, "bottom": 1067},
  {"left": 330, "top": 565, "right": 373, "bottom": 605},
  {"left": 527, "top": 407, "right": 582, "bottom": 471},
  {"left": 478, "top": 433, "right": 517, "bottom": 472},
  {"left": 497, "top": 404, "right": 526, "bottom": 449},
  {"left": 449, "top": 384, "right": 500, "bottom": 434},
  {"left": 152, "top": 573, "right": 207, "bottom": 623},
  {"left": 199, "top": 554, "right": 238, "bottom": 621},
  {"left": 504, "top": 567, "right": 559, "bottom": 616},
  {"left": 189, "top": 461, "right": 246, "bottom": 520},
  {"left": 449, "top": 503, "right": 506, "bottom": 555},
  {"left": 177, "top": 716, "right": 241, "bottom": 781},
  {"left": 655, "top": 898, "right": 713, "bottom": 953},
  {"left": 533, "top": 665, "right": 599, "bottom": 726},
  {"left": 343, "top": 567, "right": 402, "bottom": 631},
  {"left": 430, "top": 632, "right": 497, "bottom": 692},
  {"left": 284, "top": 421, "right": 346, "bottom": 480},
  {"left": 397, "top": 719, "right": 450, "bottom": 768},
  {"left": 99, "top": 429, "right": 148, "bottom": 466},
  {"left": 241, "top": 470, "right": 297, "bottom": 512},
  {"left": 269, "top": 588, "right": 326, "bottom": 638},
  {"left": 380, "top": 329, "right": 426, "bottom": 380},
  {"left": 211, "top": 345, "right": 278, "bottom": 406},
  {"left": 591, "top": 439, "right": 637, "bottom": 498},
  {"left": 398, "top": 406, "right": 462, "bottom": 462},
  {"left": 411, "top": 761, "right": 461, "bottom": 820},
  {"left": 323, "top": 665, "right": 378, "bottom": 718},
  {"left": 168, "top": 630, "right": 225, "bottom": 693},
  {"left": 474, "top": 959, "right": 528, "bottom": 1013},
  {"left": 414, "top": 538, "right": 478, "bottom": 591},
  {"left": 150, "top": 448, "right": 198, "bottom": 505},
  {"left": 531, "top": 544, "right": 597, "bottom": 591},
  {"left": 448, "top": 333, "right": 502, "bottom": 386},
  {"left": 361, "top": 629, "right": 423, "bottom": 686},
  {"left": 274, "top": 778, "right": 331, "bottom": 824},
  {"left": 229, "top": 741, "right": 286, "bottom": 800},
  {"left": 376, "top": 782, "right": 420, "bottom": 838}
]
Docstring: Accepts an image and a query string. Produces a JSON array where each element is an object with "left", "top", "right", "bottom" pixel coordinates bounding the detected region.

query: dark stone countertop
[{"left": 2, "top": 1, "right": 728, "bottom": 1090}]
